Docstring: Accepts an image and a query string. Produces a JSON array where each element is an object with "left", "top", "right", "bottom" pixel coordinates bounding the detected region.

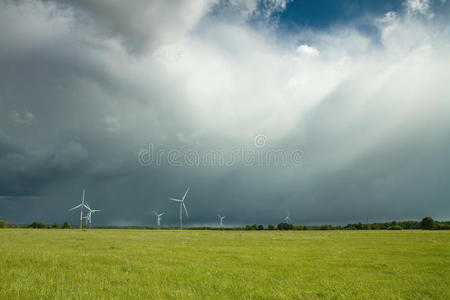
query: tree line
[
  {"left": 0, "top": 220, "right": 71, "bottom": 229},
  {"left": 0, "top": 216, "right": 448, "bottom": 230},
  {"left": 244, "top": 217, "right": 449, "bottom": 230}
]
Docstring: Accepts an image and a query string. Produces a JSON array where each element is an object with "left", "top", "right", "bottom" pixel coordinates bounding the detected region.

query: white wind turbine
[
  {"left": 284, "top": 208, "right": 291, "bottom": 224},
  {"left": 169, "top": 187, "right": 189, "bottom": 230},
  {"left": 84, "top": 202, "right": 101, "bottom": 229},
  {"left": 153, "top": 211, "right": 165, "bottom": 229},
  {"left": 218, "top": 214, "right": 226, "bottom": 229},
  {"left": 69, "top": 188, "right": 88, "bottom": 230}
]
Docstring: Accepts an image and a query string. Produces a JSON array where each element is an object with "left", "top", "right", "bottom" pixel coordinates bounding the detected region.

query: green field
[{"left": 0, "top": 230, "right": 449, "bottom": 299}]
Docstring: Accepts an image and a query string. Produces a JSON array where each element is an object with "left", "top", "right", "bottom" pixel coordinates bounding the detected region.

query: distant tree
[
  {"left": 436, "top": 223, "right": 450, "bottom": 230},
  {"left": 62, "top": 222, "right": 71, "bottom": 229},
  {"left": 0, "top": 220, "right": 6, "bottom": 228},
  {"left": 257, "top": 225, "right": 264, "bottom": 230},
  {"left": 320, "top": 225, "right": 332, "bottom": 230},
  {"left": 245, "top": 225, "right": 252, "bottom": 230},
  {"left": 251, "top": 224, "right": 258, "bottom": 230},
  {"left": 28, "top": 222, "right": 47, "bottom": 229},
  {"left": 388, "top": 225, "right": 403, "bottom": 230},
  {"left": 267, "top": 224, "right": 275, "bottom": 230},
  {"left": 400, "top": 221, "right": 420, "bottom": 229},
  {"left": 277, "top": 222, "right": 293, "bottom": 230},
  {"left": 420, "top": 217, "right": 435, "bottom": 230}
]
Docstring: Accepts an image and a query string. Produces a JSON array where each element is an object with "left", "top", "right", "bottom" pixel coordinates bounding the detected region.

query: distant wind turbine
[
  {"left": 218, "top": 214, "right": 226, "bottom": 229},
  {"left": 84, "top": 202, "right": 101, "bottom": 229},
  {"left": 284, "top": 208, "right": 291, "bottom": 224},
  {"left": 169, "top": 187, "right": 189, "bottom": 230},
  {"left": 69, "top": 188, "right": 88, "bottom": 230},
  {"left": 153, "top": 211, "right": 165, "bottom": 229}
]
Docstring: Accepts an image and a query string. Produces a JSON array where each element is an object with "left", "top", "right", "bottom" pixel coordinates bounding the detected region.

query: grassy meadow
[{"left": 0, "top": 229, "right": 449, "bottom": 299}]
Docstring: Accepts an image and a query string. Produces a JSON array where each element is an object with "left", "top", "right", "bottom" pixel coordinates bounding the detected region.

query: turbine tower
[
  {"left": 169, "top": 187, "right": 189, "bottom": 230},
  {"left": 84, "top": 202, "right": 101, "bottom": 229},
  {"left": 69, "top": 188, "right": 88, "bottom": 230},
  {"left": 284, "top": 208, "right": 291, "bottom": 224},
  {"left": 153, "top": 211, "right": 165, "bottom": 229},
  {"left": 218, "top": 214, "right": 226, "bottom": 229}
]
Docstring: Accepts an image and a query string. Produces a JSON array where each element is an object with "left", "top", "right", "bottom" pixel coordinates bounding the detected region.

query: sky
[{"left": 0, "top": 0, "right": 449, "bottom": 227}]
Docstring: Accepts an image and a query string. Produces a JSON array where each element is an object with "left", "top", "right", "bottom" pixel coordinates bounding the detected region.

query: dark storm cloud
[
  {"left": 0, "top": 0, "right": 449, "bottom": 226},
  {"left": 0, "top": 128, "right": 92, "bottom": 197}
]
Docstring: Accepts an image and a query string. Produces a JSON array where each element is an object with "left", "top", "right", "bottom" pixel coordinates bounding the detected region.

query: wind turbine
[
  {"left": 169, "top": 187, "right": 189, "bottom": 230},
  {"left": 69, "top": 188, "right": 88, "bottom": 230},
  {"left": 84, "top": 202, "right": 101, "bottom": 229},
  {"left": 284, "top": 208, "right": 291, "bottom": 224},
  {"left": 153, "top": 211, "right": 165, "bottom": 229},
  {"left": 218, "top": 214, "right": 226, "bottom": 229}
]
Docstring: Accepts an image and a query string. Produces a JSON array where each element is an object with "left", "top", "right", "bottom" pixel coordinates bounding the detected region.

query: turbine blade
[
  {"left": 160, "top": 212, "right": 165, "bottom": 216},
  {"left": 69, "top": 204, "right": 82, "bottom": 211},
  {"left": 82, "top": 189, "right": 85, "bottom": 204},
  {"left": 169, "top": 198, "right": 181, "bottom": 202},
  {"left": 182, "top": 187, "right": 189, "bottom": 201},
  {"left": 153, "top": 211, "right": 158, "bottom": 216},
  {"left": 183, "top": 203, "right": 189, "bottom": 218}
]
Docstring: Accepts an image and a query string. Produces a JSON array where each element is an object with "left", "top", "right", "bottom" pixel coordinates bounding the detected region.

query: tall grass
[{"left": 0, "top": 229, "right": 449, "bottom": 299}]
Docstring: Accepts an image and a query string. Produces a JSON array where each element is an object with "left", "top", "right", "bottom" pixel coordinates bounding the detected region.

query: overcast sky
[{"left": 1, "top": 0, "right": 449, "bottom": 226}]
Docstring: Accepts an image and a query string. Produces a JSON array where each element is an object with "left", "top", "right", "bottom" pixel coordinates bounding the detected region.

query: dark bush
[
  {"left": 62, "top": 222, "right": 71, "bottom": 229},
  {"left": 257, "top": 225, "right": 264, "bottom": 230},
  {"left": 0, "top": 220, "right": 6, "bottom": 228},
  {"left": 267, "top": 224, "right": 275, "bottom": 230}
]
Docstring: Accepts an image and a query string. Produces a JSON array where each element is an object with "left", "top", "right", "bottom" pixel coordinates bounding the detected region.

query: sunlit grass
[{"left": 0, "top": 229, "right": 449, "bottom": 299}]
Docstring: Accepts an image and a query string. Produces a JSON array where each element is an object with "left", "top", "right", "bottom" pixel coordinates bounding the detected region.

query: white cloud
[
  {"left": 211, "top": 0, "right": 291, "bottom": 23},
  {"left": 2, "top": 0, "right": 448, "bottom": 147},
  {"left": 10, "top": 110, "right": 35, "bottom": 126},
  {"left": 406, "top": 0, "right": 434, "bottom": 19},
  {"left": 296, "top": 44, "right": 320, "bottom": 57}
]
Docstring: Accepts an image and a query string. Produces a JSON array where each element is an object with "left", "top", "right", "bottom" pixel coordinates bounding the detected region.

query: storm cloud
[{"left": 0, "top": 0, "right": 449, "bottom": 226}]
